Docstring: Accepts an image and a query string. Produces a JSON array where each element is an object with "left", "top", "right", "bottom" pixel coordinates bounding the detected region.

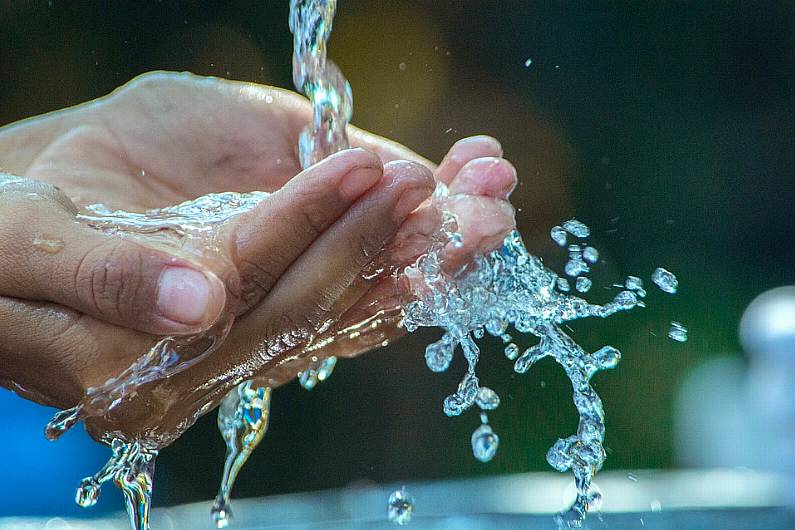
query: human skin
[{"left": 0, "top": 72, "right": 517, "bottom": 445}]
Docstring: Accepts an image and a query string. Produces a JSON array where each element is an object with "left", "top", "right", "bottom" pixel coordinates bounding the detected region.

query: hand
[{"left": 0, "top": 72, "right": 517, "bottom": 444}]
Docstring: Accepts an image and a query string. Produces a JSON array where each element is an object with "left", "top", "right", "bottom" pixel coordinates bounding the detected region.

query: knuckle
[
  {"left": 75, "top": 240, "right": 145, "bottom": 321},
  {"left": 351, "top": 228, "right": 384, "bottom": 270},
  {"left": 294, "top": 194, "right": 329, "bottom": 238},
  {"left": 238, "top": 258, "right": 279, "bottom": 309}
]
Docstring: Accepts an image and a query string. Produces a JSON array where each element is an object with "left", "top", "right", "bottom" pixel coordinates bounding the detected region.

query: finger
[
  {"left": 152, "top": 161, "right": 436, "bottom": 421},
  {"left": 435, "top": 136, "right": 503, "bottom": 185},
  {"left": 441, "top": 194, "right": 516, "bottom": 272},
  {"left": 260, "top": 160, "right": 435, "bottom": 335},
  {"left": 228, "top": 147, "right": 383, "bottom": 311},
  {"left": 0, "top": 295, "right": 151, "bottom": 410},
  {"left": 0, "top": 179, "right": 228, "bottom": 336},
  {"left": 447, "top": 157, "right": 517, "bottom": 199}
]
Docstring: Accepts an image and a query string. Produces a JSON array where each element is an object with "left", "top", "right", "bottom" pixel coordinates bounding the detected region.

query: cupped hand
[{"left": 0, "top": 72, "right": 517, "bottom": 444}]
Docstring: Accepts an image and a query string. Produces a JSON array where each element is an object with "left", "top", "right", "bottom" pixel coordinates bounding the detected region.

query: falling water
[
  {"left": 211, "top": 383, "right": 272, "bottom": 528},
  {"left": 208, "top": 2, "right": 352, "bottom": 524}
]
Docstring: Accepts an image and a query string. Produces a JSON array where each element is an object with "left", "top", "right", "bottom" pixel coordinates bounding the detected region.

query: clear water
[
  {"left": 387, "top": 487, "right": 415, "bottom": 526},
  {"left": 211, "top": 383, "right": 272, "bottom": 528},
  {"left": 35, "top": 1, "right": 686, "bottom": 528},
  {"left": 652, "top": 267, "right": 679, "bottom": 294},
  {"left": 403, "top": 225, "right": 653, "bottom": 525},
  {"left": 668, "top": 321, "right": 688, "bottom": 342}
]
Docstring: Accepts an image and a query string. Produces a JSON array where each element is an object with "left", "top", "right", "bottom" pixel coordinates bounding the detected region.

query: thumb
[{"left": 0, "top": 175, "right": 228, "bottom": 335}]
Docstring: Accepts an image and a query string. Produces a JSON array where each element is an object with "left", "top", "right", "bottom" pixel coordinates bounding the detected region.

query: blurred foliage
[{"left": 1, "top": 0, "right": 794, "bottom": 510}]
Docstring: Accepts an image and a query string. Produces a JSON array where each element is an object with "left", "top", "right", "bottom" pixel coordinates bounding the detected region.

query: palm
[
  {"left": 23, "top": 75, "right": 308, "bottom": 210},
  {"left": 0, "top": 72, "right": 516, "bottom": 443}
]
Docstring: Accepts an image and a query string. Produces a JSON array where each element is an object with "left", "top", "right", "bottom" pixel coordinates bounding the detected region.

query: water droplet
[
  {"left": 387, "top": 487, "right": 414, "bottom": 525},
  {"left": 211, "top": 500, "right": 232, "bottom": 528},
  {"left": 32, "top": 236, "right": 65, "bottom": 254},
  {"left": 651, "top": 267, "right": 678, "bottom": 294},
  {"left": 565, "top": 258, "right": 589, "bottom": 277},
  {"left": 425, "top": 339, "right": 454, "bottom": 372},
  {"left": 524, "top": 58, "right": 533, "bottom": 67},
  {"left": 593, "top": 345, "right": 621, "bottom": 370},
  {"left": 550, "top": 225, "right": 567, "bottom": 246},
  {"left": 575, "top": 276, "right": 592, "bottom": 293},
  {"left": 398, "top": 62, "right": 407, "bottom": 71},
  {"left": 668, "top": 321, "right": 688, "bottom": 342},
  {"left": 583, "top": 246, "right": 599, "bottom": 263},
  {"left": 475, "top": 387, "right": 500, "bottom": 410},
  {"left": 471, "top": 423, "right": 499, "bottom": 462},
  {"left": 75, "top": 478, "right": 100, "bottom": 507},
  {"left": 485, "top": 318, "right": 507, "bottom": 336},
  {"left": 504, "top": 343, "right": 519, "bottom": 360},
  {"left": 563, "top": 218, "right": 590, "bottom": 238}
]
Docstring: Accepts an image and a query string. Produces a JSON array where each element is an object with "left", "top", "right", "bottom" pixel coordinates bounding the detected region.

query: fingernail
[
  {"left": 340, "top": 165, "right": 382, "bottom": 199},
  {"left": 451, "top": 157, "right": 517, "bottom": 199},
  {"left": 157, "top": 267, "right": 222, "bottom": 325}
]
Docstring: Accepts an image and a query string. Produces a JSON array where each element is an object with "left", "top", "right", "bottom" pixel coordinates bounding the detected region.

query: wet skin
[{"left": 0, "top": 72, "right": 517, "bottom": 444}]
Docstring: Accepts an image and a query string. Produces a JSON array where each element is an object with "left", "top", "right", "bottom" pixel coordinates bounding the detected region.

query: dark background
[{"left": 1, "top": 0, "right": 793, "bottom": 516}]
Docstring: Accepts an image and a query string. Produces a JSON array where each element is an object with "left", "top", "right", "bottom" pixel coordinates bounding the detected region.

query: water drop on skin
[
  {"left": 32, "top": 236, "right": 64, "bottom": 254},
  {"left": 387, "top": 487, "right": 415, "bottom": 525}
]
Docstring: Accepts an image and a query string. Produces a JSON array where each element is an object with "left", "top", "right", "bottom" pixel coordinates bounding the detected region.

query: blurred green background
[{"left": 1, "top": 0, "right": 793, "bottom": 515}]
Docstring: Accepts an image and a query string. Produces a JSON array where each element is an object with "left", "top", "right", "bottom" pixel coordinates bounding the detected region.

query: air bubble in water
[
  {"left": 387, "top": 487, "right": 415, "bottom": 525},
  {"left": 471, "top": 423, "right": 499, "bottom": 462},
  {"left": 652, "top": 267, "right": 678, "bottom": 294}
]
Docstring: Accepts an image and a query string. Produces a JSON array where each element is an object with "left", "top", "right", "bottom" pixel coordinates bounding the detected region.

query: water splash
[
  {"left": 298, "top": 356, "right": 338, "bottom": 390},
  {"left": 75, "top": 438, "right": 157, "bottom": 530},
  {"left": 402, "top": 221, "right": 671, "bottom": 525},
  {"left": 387, "top": 487, "right": 415, "bottom": 526},
  {"left": 211, "top": 382, "right": 272, "bottom": 528}
]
